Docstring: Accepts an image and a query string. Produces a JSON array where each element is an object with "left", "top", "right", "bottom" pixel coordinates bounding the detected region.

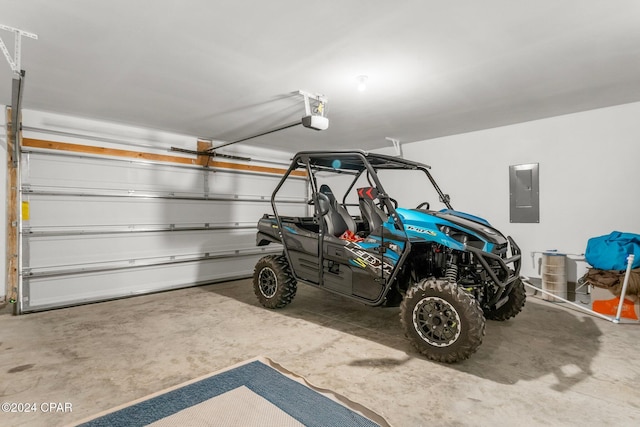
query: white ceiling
[{"left": 1, "top": 0, "right": 640, "bottom": 152}]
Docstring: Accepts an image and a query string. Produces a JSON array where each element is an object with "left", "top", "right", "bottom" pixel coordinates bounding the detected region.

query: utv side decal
[
  {"left": 406, "top": 225, "right": 437, "bottom": 236},
  {"left": 345, "top": 242, "right": 394, "bottom": 275},
  {"left": 349, "top": 258, "right": 367, "bottom": 269}
]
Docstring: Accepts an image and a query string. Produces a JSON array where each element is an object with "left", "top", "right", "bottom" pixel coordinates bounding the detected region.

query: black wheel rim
[
  {"left": 258, "top": 267, "right": 277, "bottom": 298},
  {"left": 412, "top": 296, "right": 462, "bottom": 347}
]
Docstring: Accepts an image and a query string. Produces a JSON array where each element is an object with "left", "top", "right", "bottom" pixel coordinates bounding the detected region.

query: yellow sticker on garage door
[{"left": 22, "top": 201, "right": 30, "bottom": 220}]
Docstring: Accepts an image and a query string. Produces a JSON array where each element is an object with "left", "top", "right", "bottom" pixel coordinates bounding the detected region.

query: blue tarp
[{"left": 585, "top": 231, "right": 640, "bottom": 270}]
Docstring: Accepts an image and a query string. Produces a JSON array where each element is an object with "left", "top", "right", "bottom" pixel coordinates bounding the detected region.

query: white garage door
[{"left": 14, "top": 110, "right": 306, "bottom": 313}]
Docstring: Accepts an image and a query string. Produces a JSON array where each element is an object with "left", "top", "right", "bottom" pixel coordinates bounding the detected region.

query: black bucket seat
[
  {"left": 357, "top": 187, "right": 388, "bottom": 232},
  {"left": 319, "top": 184, "right": 356, "bottom": 237}
]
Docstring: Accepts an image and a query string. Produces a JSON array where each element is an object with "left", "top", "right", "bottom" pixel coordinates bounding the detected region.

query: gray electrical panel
[{"left": 509, "top": 163, "right": 539, "bottom": 223}]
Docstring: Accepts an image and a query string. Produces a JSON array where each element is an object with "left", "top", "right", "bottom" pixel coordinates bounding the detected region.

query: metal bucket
[{"left": 542, "top": 252, "right": 567, "bottom": 302}]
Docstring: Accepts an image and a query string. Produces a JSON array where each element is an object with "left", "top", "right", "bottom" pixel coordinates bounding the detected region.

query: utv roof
[{"left": 293, "top": 150, "right": 431, "bottom": 172}]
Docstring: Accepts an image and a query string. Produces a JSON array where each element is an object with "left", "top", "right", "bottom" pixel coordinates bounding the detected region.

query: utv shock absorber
[
  {"left": 445, "top": 253, "right": 459, "bottom": 283},
  {"left": 445, "top": 264, "right": 458, "bottom": 282}
]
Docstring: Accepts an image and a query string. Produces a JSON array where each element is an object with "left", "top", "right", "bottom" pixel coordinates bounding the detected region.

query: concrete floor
[{"left": 1, "top": 279, "right": 639, "bottom": 427}]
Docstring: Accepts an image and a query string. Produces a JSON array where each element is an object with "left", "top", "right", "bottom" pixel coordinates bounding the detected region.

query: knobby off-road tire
[
  {"left": 483, "top": 277, "right": 526, "bottom": 321},
  {"left": 253, "top": 255, "right": 297, "bottom": 309},
  {"left": 400, "top": 278, "right": 486, "bottom": 363}
]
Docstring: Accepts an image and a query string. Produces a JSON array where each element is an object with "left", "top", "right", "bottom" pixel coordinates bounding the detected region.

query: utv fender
[{"left": 257, "top": 231, "right": 279, "bottom": 246}]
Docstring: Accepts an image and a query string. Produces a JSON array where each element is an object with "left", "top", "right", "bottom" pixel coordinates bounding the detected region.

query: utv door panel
[
  {"left": 323, "top": 239, "right": 386, "bottom": 301},
  {"left": 322, "top": 260, "right": 354, "bottom": 294},
  {"left": 325, "top": 243, "right": 346, "bottom": 258},
  {"left": 353, "top": 270, "right": 384, "bottom": 300}
]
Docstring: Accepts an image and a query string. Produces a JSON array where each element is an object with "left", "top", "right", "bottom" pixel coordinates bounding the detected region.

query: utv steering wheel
[{"left": 416, "top": 202, "right": 430, "bottom": 210}]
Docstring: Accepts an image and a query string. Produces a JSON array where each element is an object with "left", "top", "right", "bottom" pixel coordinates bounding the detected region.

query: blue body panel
[{"left": 394, "top": 208, "right": 493, "bottom": 252}]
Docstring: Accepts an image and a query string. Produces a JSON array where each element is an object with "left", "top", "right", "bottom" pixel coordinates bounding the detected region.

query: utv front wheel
[
  {"left": 400, "top": 278, "right": 485, "bottom": 363},
  {"left": 253, "top": 255, "right": 297, "bottom": 309},
  {"left": 484, "top": 277, "right": 526, "bottom": 321}
]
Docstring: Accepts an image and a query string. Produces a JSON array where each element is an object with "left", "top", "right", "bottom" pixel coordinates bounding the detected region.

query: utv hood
[
  {"left": 432, "top": 209, "right": 508, "bottom": 245},
  {"left": 396, "top": 208, "right": 508, "bottom": 247}
]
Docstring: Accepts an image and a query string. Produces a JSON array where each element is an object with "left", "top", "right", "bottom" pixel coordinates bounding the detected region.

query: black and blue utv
[{"left": 253, "top": 151, "right": 523, "bottom": 363}]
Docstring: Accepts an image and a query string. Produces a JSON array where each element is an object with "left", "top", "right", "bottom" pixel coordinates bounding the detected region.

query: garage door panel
[
  {"left": 25, "top": 229, "right": 260, "bottom": 269},
  {"left": 25, "top": 154, "right": 306, "bottom": 198},
  {"left": 25, "top": 196, "right": 304, "bottom": 228},
  {"left": 24, "top": 254, "right": 266, "bottom": 311}
]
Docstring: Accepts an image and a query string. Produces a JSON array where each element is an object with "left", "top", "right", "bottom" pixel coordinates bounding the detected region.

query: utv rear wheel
[
  {"left": 253, "top": 255, "right": 297, "bottom": 309},
  {"left": 400, "top": 278, "right": 485, "bottom": 363},
  {"left": 484, "top": 277, "right": 526, "bottom": 321}
]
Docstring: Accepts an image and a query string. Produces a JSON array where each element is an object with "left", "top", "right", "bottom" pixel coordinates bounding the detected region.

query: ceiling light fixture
[{"left": 356, "top": 75, "right": 368, "bottom": 92}]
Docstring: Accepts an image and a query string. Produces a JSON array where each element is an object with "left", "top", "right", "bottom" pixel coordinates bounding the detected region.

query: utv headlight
[
  {"left": 438, "top": 225, "right": 470, "bottom": 244},
  {"left": 480, "top": 226, "right": 496, "bottom": 236}
]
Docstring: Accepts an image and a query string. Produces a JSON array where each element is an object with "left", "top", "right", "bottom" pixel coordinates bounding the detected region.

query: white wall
[{"left": 398, "top": 102, "right": 640, "bottom": 280}]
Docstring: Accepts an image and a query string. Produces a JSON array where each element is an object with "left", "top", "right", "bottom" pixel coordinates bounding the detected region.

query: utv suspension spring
[{"left": 445, "top": 264, "right": 458, "bottom": 283}]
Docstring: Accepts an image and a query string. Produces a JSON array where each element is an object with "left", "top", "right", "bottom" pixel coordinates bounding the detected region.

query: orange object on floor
[{"left": 592, "top": 296, "right": 639, "bottom": 320}]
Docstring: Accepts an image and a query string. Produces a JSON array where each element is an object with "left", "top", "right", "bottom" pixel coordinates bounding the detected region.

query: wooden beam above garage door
[{"left": 22, "top": 138, "right": 306, "bottom": 177}]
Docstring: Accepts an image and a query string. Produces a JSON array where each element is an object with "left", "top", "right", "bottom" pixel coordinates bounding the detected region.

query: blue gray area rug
[{"left": 73, "top": 357, "right": 389, "bottom": 427}]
